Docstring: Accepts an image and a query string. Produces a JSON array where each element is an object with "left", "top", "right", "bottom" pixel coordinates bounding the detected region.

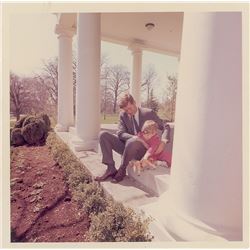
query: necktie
[{"left": 132, "top": 115, "right": 140, "bottom": 134}]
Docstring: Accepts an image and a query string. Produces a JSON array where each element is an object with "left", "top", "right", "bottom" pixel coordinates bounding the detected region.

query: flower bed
[{"left": 46, "top": 132, "right": 153, "bottom": 242}]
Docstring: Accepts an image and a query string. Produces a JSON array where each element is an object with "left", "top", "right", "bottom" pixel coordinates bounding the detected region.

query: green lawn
[
  {"left": 10, "top": 111, "right": 171, "bottom": 129},
  {"left": 11, "top": 114, "right": 119, "bottom": 128},
  {"left": 10, "top": 115, "right": 24, "bottom": 128},
  {"left": 100, "top": 114, "right": 119, "bottom": 124},
  {"left": 99, "top": 112, "right": 171, "bottom": 124},
  {"left": 10, "top": 119, "right": 16, "bottom": 128}
]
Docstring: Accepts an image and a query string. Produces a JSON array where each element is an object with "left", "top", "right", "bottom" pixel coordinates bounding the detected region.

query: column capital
[
  {"left": 55, "top": 24, "right": 76, "bottom": 38},
  {"left": 128, "top": 41, "right": 144, "bottom": 54}
]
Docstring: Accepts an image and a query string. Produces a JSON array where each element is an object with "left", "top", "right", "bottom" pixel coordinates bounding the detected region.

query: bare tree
[
  {"left": 162, "top": 74, "right": 178, "bottom": 121},
  {"left": 100, "top": 54, "right": 110, "bottom": 79},
  {"left": 35, "top": 56, "right": 130, "bottom": 118},
  {"left": 35, "top": 57, "right": 58, "bottom": 105},
  {"left": 147, "top": 89, "right": 160, "bottom": 113},
  {"left": 24, "top": 77, "right": 53, "bottom": 115},
  {"left": 105, "top": 64, "right": 130, "bottom": 113},
  {"left": 141, "top": 64, "right": 157, "bottom": 107},
  {"left": 10, "top": 72, "right": 26, "bottom": 120},
  {"left": 100, "top": 84, "right": 113, "bottom": 114},
  {"left": 10, "top": 72, "right": 51, "bottom": 120},
  {"left": 100, "top": 55, "right": 113, "bottom": 118}
]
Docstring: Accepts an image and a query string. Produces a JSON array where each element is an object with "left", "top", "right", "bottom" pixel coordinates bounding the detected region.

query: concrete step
[
  {"left": 69, "top": 126, "right": 76, "bottom": 135},
  {"left": 154, "top": 173, "right": 171, "bottom": 194},
  {"left": 127, "top": 165, "right": 171, "bottom": 197}
]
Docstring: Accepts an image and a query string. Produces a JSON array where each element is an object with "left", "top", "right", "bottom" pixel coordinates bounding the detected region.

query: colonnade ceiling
[{"left": 57, "top": 12, "right": 183, "bottom": 56}]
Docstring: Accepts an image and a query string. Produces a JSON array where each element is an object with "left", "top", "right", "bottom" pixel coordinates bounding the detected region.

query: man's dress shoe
[
  {"left": 111, "top": 168, "right": 126, "bottom": 183},
  {"left": 94, "top": 169, "right": 117, "bottom": 182}
]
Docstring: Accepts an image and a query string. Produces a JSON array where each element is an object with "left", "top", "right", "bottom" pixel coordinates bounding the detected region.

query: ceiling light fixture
[{"left": 145, "top": 23, "right": 155, "bottom": 31}]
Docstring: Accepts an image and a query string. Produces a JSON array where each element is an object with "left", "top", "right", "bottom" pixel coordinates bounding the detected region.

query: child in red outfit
[{"left": 131, "top": 120, "right": 172, "bottom": 175}]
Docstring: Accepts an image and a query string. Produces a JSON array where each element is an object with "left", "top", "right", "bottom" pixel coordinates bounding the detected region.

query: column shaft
[
  {"left": 55, "top": 23, "right": 75, "bottom": 132},
  {"left": 74, "top": 13, "right": 100, "bottom": 150},
  {"left": 57, "top": 35, "right": 74, "bottom": 131},
  {"left": 168, "top": 12, "right": 242, "bottom": 238},
  {"left": 130, "top": 48, "right": 142, "bottom": 106}
]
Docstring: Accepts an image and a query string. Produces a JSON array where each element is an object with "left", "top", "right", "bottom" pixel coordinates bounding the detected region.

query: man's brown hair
[{"left": 118, "top": 93, "right": 135, "bottom": 108}]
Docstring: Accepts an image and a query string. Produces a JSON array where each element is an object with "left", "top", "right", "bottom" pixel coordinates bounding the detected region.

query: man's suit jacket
[{"left": 117, "top": 107, "right": 169, "bottom": 142}]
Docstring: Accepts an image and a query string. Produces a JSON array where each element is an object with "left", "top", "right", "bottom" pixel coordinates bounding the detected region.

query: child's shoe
[{"left": 156, "top": 161, "right": 168, "bottom": 168}]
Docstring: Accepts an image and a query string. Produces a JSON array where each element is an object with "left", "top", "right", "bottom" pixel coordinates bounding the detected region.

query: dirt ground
[{"left": 10, "top": 145, "right": 89, "bottom": 242}]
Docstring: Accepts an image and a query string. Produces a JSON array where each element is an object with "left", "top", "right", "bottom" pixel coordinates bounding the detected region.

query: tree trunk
[
  {"left": 147, "top": 86, "right": 150, "bottom": 107},
  {"left": 113, "top": 90, "right": 118, "bottom": 113},
  {"left": 113, "top": 101, "right": 117, "bottom": 114},
  {"left": 16, "top": 111, "right": 20, "bottom": 121}
]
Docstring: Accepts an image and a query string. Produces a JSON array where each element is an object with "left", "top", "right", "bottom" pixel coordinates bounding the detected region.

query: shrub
[
  {"left": 10, "top": 128, "right": 25, "bottom": 146},
  {"left": 67, "top": 168, "right": 92, "bottom": 189},
  {"left": 46, "top": 132, "right": 92, "bottom": 180},
  {"left": 46, "top": 132, "right": 153, "bottom": 242},
  {"left": 22, "top": 119, "right": 46, "bottom": 145},
  {"left": 74, "top": 182, "right": 108, "bottom": 215},
  {"left": 38, "top": 113, "right": 51, "bottom": 132},
  {"left": 14, "top": 116, "right": 27, "bottom": 128},
  {"left": 22, "top": 115, "right": 37, "bottom": 127},
  {"left": 11, "top": 114, "right": 51, "bottom": 146},
  {"left": 85, "top": 202, "right": 153, "bottom": 242}
]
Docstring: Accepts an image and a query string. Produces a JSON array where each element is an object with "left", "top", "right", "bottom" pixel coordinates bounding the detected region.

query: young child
[{"left": 131, "top": 120, "right": 172, "bottom": 175}]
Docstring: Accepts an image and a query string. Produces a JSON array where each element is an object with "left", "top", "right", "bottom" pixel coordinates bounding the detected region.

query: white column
[
  {"left": 71, "top": 13, "right": 100, "bottom": 151},
  {"left": 129, "top": 43, "right": 142, "bottom": 106},
  {"left": 55, "top": 24, "right": 75, "bottom": 132},
  {"left": 144, "top": 13, "right": 242, "bottom": 241}
]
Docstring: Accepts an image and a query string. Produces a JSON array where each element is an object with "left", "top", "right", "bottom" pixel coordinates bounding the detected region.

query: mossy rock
[
  {"left": 11, "top": 128, "right": 25, "bottom": 146},
  {"left": 14, "top": 116, "right": 28, "bottom": 128},
  {"left": 22, "top": 119, "right": 46, "bottom": 145}
]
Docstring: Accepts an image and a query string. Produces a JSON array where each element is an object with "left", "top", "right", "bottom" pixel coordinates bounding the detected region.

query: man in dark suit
[{"left": 95, "top": 93, "right": 169, "bottom": 183}]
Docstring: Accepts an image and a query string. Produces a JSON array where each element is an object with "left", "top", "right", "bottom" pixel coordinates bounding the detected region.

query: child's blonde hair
[{"left": 141, "top": 120, "right": 158, "bottom": 134}]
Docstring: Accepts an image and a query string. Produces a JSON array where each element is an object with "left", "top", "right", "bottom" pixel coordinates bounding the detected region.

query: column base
[
  {"left": 55, "top": 123, "right": 69, "bottom": 132},
  {"left": 141, "top": 194, "right": 240, "bottom": 241},
  {"left": 70, "top": 135, "right": 99, "bottom": 152},
  {"left": 69, "top": 126, "right": 76, "bottom": 135}
]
